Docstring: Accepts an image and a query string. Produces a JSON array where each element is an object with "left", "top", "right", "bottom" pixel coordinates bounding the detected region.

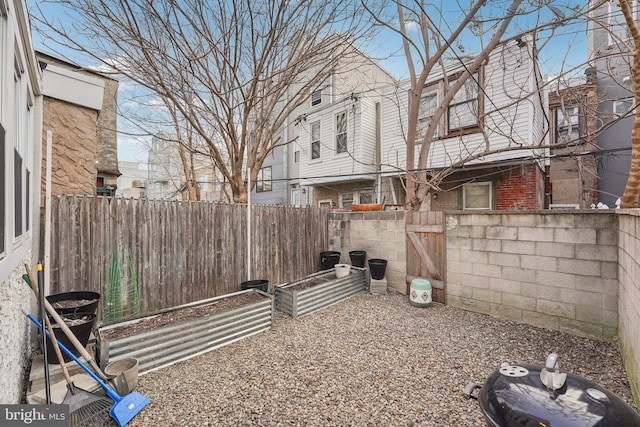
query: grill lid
[{"left": 477, "top": 354, "right": 640, "bottom": 427}]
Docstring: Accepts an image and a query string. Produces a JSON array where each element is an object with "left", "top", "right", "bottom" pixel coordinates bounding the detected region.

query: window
[
  {"left": 311, "top": 121, "right": 320, "bottom": 160},
  {"left": 555, "top": 105, "right": 580, "bottom": 144},
  {"left": 294, "top": 150, "right": 300, "bottom": 163},
  {"left": 336, "top": 112, "right": 347, "bottom": 153},
  {"left": 448, "top": 72, "right": 480, "bottom": 132},
  {"left": 14, "top": 150, "right": 22, "bottom": 236},
  {"left": 290, "top": 184, "right": 300, "bottom": 207},
  {"left": 256, "top": 166, "right": 272, "bottom": 192},
  {"left": 608, "top": 1, "right": 639, "bottom": 45},
  {"left": 463, "top": 182, "right": 492, "bottom": 210},
  {"left": 613, "top": 98, "right": 634, "bottom": 117},
  {"left": 311, "top": 88, "right": 322, "bottom": 106},
  {"left": 418, "top": 90, "right": 438, "bottom": 138}
]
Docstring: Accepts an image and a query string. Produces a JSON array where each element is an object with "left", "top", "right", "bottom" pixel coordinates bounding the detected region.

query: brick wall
[
  {"left": 446, "top": 211, "right": 619, "bottom": 340},
  {"left": 496, "top": 165, "right": 544, "bottom": 210},
  {"left": 328, "top": 211, "right": 406, "bottom": 293},
  {"left": 618, "top": 210, "right": 640, "bottom": 403}
]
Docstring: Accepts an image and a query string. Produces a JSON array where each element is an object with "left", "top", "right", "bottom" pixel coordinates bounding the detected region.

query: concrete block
[
  {"left": 489, "top": 278, "right": 521, "bottom": 294},
  {"left": 520, "top": 283, "right": 561, "bottom": 301},
  {"left": 473, "top": 287, "right": 502, "bottom": 304},
  {"left": 518, "top": 227, "right": 554, "bottom": 242},
  {"left": 603, "top": 294, "right": 618, "bottom": 311},
  {"left": 557, "top": 258, "right": 601, "bottom": 276},
  {"left": 536, "top": 271, "right": 576, "bottom": 289},
  {"left": 486, "top": 226, "right": 518, "bottom": 240},
  {"left": 460, "top": 272, "right": 490, "bottom": 289},
  {"left": 575, "top": 276, "right": 618, "bottom": 296},
  {"left": 472, "top": 263, "right": 502, "bottom": 278},
  {"left": 503, "top": 214, "right": 537, "bottom": 227},
  {"left": 537, "top": 213, "right": 575, "bottom": 228},
  {"left": 448, "top": 295, "right": 491, "bottom": 315},
  {"left": 490, "top": 303, "right": 522, "bottom": 321},
  {"left": 535, "top": 242, "right": 575, "bottom": 258},
  {"left": 502, "top": 293, "right": 537, "bottom": 310},
  {"left": 537, "top": 299, "right": 576, "bottom": 319},
  {"left": 447, "top": 235, "right": 472, "bottom": 250},
  {"left": 489, "top": 252, "right": 521, "bottom": 268},
  {"left": 576, "top": 306, "right": 618, "bottom": 328},
  {"left": 555, "top": 228, "right": 597, "bottom": 244},
  {"left": 369, "top": 278, "right": 387, "bottom": 295},
  {"left": 575, "top": 244, "right": 617, "bottom": 262},
  {"left": 597, "top": 229, "right": 618, "bottom": 246},
  {"left": 521, "top": 255, "right": 558, "bottom": 272},
  {"left": 461, "top": 250, "right": 489, "bottom": 264},
  {"left": 447, "top": 259, "right": 469, "bottom": 274},
  {"left": 558, "top": 318, "right": 607, "bottom": 340},
  {"left": 522, "top": 309, "right": 560, "bottom": 331},
  {"left": 448, "top": 282, "right": 473, "bottom": 298},
  {"left": 502, "top": 266, "right": 536, "bottom": 284},
  {"left": 502, "top": 240, "right": 536, "bottom": 255},
  {"left": 560, "top": 289, "right": 603, "bottom": 308},
  {"left": 600, "top": 261, "right": 618, "bottom": 279},
  {"left": 473, "top": 239, "right": 502, "bottom": 253}
]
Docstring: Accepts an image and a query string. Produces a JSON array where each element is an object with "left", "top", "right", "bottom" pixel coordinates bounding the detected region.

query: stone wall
[
  {"left": 618, "top": 210, "right": 640, "bottom": 403},
  {"left": 328, "top": 211, "right": 406, "bottom": 293},
  {"left": 42, "top": 97, "right": 99, "bottom": 198},
  {"left": 0, "top": 252, "right": 36, "bottom": 403},
  {"left": 446, "top": 211, "right": 619, "bottom": 340}
]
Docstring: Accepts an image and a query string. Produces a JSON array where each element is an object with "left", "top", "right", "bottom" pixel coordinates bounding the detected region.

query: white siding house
[
  {"left": 0, "top": 0, "right": 43, "bottom": 403},
  {"left": 379, "top": 36, "right": 548, "bottom": 210}
]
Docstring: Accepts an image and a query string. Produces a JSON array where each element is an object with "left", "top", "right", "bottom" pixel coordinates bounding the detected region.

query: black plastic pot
[
  {"left": 368, "top": 258, "right": 387, "bottom": 280},
  {"left": 349, "top": 250, "right": 367, "bottom": 268},
  {"left": 45, "top": 312, "right": 97, "bottom": 364},
  {"left": 241, "top": 279, "right": 269, "bottom": 293},
  {"left": 46, "top": 291, "right": 101, "bottom": 316},
  {"left": 319, "top": 251, "right": 341, "bottom": 270}
]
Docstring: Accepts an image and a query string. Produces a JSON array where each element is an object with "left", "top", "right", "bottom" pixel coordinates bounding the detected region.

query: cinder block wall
[
  {"left": 618, "top": 210, "right": 640, "bottom": 403},
  {"left": 328, "top": 211, "right": 406, "bottom": 294},
  {"left": 446, "top": 211, "right": 619, "bottom": 340}
]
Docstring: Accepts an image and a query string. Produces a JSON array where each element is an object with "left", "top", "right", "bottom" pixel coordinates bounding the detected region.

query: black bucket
[
  {"left": 241, "top": 279, "right": 269, "bottom": 293},
  {"left": 368, "top": 258, "right": 388, "bottom": 280},
  {"left": 46, "top": 291, "right": 101, "bottom": 316},
  {"left": 320, "top": 251, "right": 341, "bottom": 270},
  {"left": 45, "top": 312, "right": 97, "bottom": 364},
  {"left": 349, "top": 250, "right": 367, "bottom": 268}
]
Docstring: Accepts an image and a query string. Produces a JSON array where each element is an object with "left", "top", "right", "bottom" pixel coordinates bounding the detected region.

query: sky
[{"left": 26, "top": 0, "right": 589, "bottom": 164}]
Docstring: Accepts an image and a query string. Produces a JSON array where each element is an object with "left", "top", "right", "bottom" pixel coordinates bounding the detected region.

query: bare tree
[
  {"left": 365, "top": 1, "right": 597, "bottom": 211},
  {"left": 32, "top": 0, "right": 381, "bottom": 203},
  {"left": 618, "top": 0, "right": 640, "bottom": 208}
]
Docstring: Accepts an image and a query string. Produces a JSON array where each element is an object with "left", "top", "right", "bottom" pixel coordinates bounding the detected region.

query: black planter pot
[
  {"left": 319, "top": 251, "right": 341, "bottom": 270},
  {"left": 349, "top": 250, "right": 367, "bottom": 268},
  {"left": 368, "top": 258, "right": 387, "bottom": 280},
  {"left": 241, "top": 279, "right": 269, "bottom": 293},
  {"left": 45, "top": 312, "right": 97, "bottom": 364},
  {"left": 46, "top": 291, "right": 101, "bottom": 316}
]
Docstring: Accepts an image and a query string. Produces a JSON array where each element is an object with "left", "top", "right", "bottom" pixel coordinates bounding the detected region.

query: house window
[
  {"left": 294, "top": 150, "right": 300, "bottom": 163},
  {"left": 555, "top": 105, "right": 580, "bottom": 144},
  {"left": 463, "top": 182, "right": 492, "bottom": 210},
  {"left": 418, "top": 90, "right": 438, "bottom": 139},
  {"left": 290, "top": 184, "right": 300, "bottom": 207},
  {"left": 311, "top": 121, "right": 320, "bottom": 160},
  {"left": 256, "top": 166, "right": 272, "bottom": 192},
  {"left": 448, "top": 72, "right": 480, "bottom": 132},
  {"left": 613, "top": 98, "right": 634, "bottom": 117},
  {"left": 336, "top": 112, "right": 347, "bottom": 153},
  {"left": 608, "top": 1, "right": 639, "bottom": 45},
  {"left": 14, "top": 150, "right": 22, "bottom": 237},
  {"left": 311, "top": 88, "right": 322, "bottom": 106}
]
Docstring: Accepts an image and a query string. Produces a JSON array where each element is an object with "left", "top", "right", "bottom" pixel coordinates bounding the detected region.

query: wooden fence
[{"left": 50, "top": 196, "right": 329, "bottom": 314}]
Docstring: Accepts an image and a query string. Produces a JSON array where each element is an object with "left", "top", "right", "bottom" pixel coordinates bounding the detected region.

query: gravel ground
[{"left": 127, "top": 293, "right": 636, "bottom": 427}]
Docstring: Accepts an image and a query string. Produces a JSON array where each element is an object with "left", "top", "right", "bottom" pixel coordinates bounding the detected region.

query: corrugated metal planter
[
  {"left": 96, "top": 289, "right": 273, "bottom": 375},
  {"left": 275, "top": 266, "right": 368, "bottom": 319}
]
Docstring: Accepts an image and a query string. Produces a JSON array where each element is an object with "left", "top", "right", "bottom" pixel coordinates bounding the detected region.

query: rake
[{"left": 25, "top": 312, "right": 150, "bottom": 427}]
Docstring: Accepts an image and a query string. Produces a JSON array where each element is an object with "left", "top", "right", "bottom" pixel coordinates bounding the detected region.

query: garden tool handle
[
  {"left": 24, "top": 264, "right": 73, "bottom": 384},
  {"left": 23, "top": 266, "right": 108, "bottom": 381}
]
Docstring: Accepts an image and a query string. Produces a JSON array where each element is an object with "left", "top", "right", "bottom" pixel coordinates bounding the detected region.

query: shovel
[{"left": 26, "top": 312, "right": 150, "bottom": 427}]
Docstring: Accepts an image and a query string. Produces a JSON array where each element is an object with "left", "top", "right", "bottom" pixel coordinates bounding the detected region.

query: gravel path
[{"left": 128, "top": 293, "right": 636, "bottom": 427}]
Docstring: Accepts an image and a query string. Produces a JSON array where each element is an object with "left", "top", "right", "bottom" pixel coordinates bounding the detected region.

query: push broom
[{"left": 25, "top": 312, "right": 150, "bottom": 427}]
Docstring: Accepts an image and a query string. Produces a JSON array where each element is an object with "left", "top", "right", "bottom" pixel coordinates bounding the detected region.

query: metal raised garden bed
[
  {"left": 96, "top": 289, "right": 273, "bottom": 375},
  {"left": 275, "top": 266, "right": 369, "bottom": 319}
]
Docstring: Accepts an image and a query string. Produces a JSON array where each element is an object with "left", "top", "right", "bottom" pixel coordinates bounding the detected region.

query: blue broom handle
[{"left": 25, "top": 311, "right": 122, "bottom": 403}]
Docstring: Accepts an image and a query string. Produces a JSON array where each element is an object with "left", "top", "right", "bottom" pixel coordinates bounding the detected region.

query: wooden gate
[{"left": 406, "top": 211, "right": 446, "bottom": 304}]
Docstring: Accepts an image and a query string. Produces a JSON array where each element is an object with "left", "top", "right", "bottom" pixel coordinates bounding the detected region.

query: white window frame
[
  {"left": 448, "top": 72, "right": 480, "bottom": 132},
  {"left": 310, "top": 121, "right": 321, "bottom": 160},
  {"left": 335, "top": 111, "right": 347, "bottom": 154},
  {"left": 311, "top": 88, "right": 322, "bottom": 107},
  {"left": 613, "top": 97, "right": 635, "bottom": 117},
  {"left": 256, "top": 166, "right": 272, "bottom": 192},
  {"left": 462, "top": 182, "right": 492, "bottom": 210},
  {"left": 418, "top": 89, "right": 439, "bottom": 139},
  {"left": 555, "top": 105, "right": 580, "bottom": 144}
]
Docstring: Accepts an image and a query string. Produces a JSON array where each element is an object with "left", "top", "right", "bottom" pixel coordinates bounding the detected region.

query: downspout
[{"left": 376, "top": 102, "right": 382, "bottom": 204}]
